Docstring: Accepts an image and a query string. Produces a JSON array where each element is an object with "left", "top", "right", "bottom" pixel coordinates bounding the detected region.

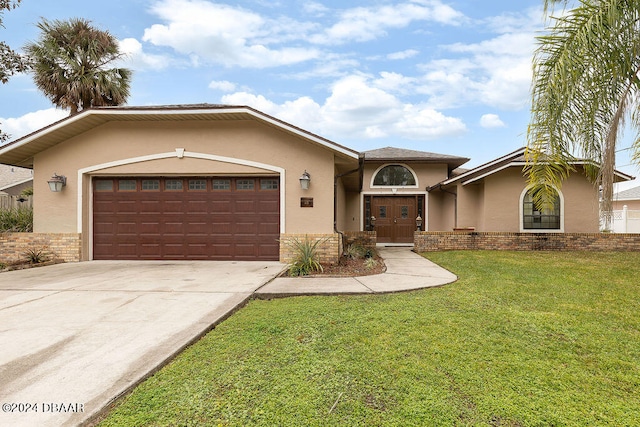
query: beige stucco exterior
[
  {"left": 613, "top": 199, "right": 640, "bottom": 210},
  {"left": 445, "top": 166, "right": 600, "bottom": 233},
  {"left": 30, "top": 118, "right": 358, "bottom": 259},
  {"left": 0, "top": 106, "right": 621, "bottom": 263}
]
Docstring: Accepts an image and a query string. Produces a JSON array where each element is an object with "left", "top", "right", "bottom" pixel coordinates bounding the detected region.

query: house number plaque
[{"left": 300, "top": 197, "right": 314, "bottom": 207}]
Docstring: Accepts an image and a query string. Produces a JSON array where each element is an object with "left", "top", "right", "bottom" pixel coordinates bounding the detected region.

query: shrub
[
  {"left": 23, "top": 247, "right": 50, "bottom": 264},
  {"left": 343, "top": 243, "right": 366, "bottom": 259},
  {"left": 364, "top": 257, "right": 378, "bottom": 269},
  {"left": 343, "top": 243, "right": 377, "bottom": 260},
  {"left": 284, "top": 236, "right": 326, "bottom": 277},
  {"left": 0, "top": 207, "right": 33, "bottom": 232}
]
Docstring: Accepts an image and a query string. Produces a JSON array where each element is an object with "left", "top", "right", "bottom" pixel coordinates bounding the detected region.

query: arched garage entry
[{"left": 83, "top": 150, "right": 284, "bottom": 261}]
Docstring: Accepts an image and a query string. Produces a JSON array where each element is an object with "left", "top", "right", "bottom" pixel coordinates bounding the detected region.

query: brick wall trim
[
  {"left": 0, "top": 233, "right": 82, "bottom": 264},
  {"left": 415, "top": 231, "right": 640, "bottom": 252}
]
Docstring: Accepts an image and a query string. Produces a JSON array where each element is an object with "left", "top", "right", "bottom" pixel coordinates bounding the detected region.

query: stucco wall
[
  {"left": 613, "top": 200, "right": 640, "bottom": 211},
  {"left": 455, "top": 167, "right": 600, "bottom": 233},
  {"left": 33, "top": 119, "right": 356, "bottom": 259}
]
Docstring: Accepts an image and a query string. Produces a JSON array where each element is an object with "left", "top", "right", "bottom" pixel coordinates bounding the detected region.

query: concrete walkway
[{"left": 256, "top": 246, "right": 457, "bottom": 297}]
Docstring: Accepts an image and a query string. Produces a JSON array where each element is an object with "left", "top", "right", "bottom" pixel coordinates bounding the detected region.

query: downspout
[
  {"left": 334, "top": 158, "right": 363, "bottom": 254},
  {"left": 426, "top": 183, "right": 458, "bottom": 229}
]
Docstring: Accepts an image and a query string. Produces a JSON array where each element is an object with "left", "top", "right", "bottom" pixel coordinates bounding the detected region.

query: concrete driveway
[{"left": 0, "top": 260, "right": 283, "bottom": 427}]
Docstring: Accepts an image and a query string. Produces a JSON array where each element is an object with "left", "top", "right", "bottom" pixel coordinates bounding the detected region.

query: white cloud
[
  {"left": 480, "top": 114, "right": 506, "bottom": 129},
  {"left": 387, "top": 49, "right": 419, "bottom": 60},
  {"left": 417, "top": 20, "right": 536, "bottom": 111},
  {"left": 302, "top": 1, "right": 329, "bottom": 16},
  {"left": 118, "top": 38, "right": 173, "bottom": 71},
  {"left": 1, "top": 109, "right": 69, "bottom": 142},
  {"left": 208, "top": 80, "right": 237, "bottom": 92},
  {"left": 221, "top": 73, "right": 466, "bottom": 141},
  {"left": 311, "top": 1, "right": 465, "bottom": 45},
  {"left": 143, "top": 0, "right": 321, "bottom": 68}
]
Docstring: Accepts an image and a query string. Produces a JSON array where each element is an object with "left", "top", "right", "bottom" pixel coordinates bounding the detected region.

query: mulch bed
[{"left": 309, "top": 255, "right": 386, "bottom": 277}]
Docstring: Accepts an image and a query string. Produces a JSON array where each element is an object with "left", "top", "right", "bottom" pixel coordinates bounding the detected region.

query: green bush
[
  {"left": 23, "top": 247, "right": 50, "bottom": 264},
  {"left": 285, "top": 236, "right": 325, "bottom": 277},
  {"left": 344, "top": 243, "right": 377, "bottom": 260},
  {"left": 0, "top": 207, "right": 33, "bottom": 232}
]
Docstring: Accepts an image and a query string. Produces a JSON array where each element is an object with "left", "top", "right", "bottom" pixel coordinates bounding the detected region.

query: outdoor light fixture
[
  {"left": 416, "top": 215, "right": 423, "bottom": 231},
  {"left": 299, "top": 170, "right": 311, "bottom": 190},
  {"left": 47, "top": 173, "right": 67, "bottom": 192},
  {"left": 370, "top": 215, "right": 376, "bottom": 230}
]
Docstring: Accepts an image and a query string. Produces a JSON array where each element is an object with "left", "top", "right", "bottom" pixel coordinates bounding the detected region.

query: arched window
[
  {"left": 522, "top": 188, "right": 561, "bottom": 230},
  {"left": 373, "top": 165, "right": 416, "bottom": 186}
]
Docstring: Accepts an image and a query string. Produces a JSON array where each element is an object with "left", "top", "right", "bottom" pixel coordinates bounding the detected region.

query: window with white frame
[
  {"left": 372, "top": 165, "right": 417, "bottom": 186},
  {"left": 522, "top": 189, "right": 561, "bottom": 230}
]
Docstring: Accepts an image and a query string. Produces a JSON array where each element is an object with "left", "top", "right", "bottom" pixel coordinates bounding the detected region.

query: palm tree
[
  {"left": 526, "top": 0, "right": 640, "bottom": 230},
  {"left": 24, "top": 18, "right": 131, "bottom": 115}
]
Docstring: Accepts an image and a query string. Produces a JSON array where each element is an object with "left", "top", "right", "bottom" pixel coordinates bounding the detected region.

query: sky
[{"left": 0, "top": 0, "right": 638, "bottom": 189}]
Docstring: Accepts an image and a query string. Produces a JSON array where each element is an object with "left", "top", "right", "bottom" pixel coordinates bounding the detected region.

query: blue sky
[{"left": 0, "top": 0, "right": 637, "bottom": 186}]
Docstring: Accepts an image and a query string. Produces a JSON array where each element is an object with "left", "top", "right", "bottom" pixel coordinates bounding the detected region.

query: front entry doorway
[{"left": 370, "top": 196, "right": 421, "bottom": 244}]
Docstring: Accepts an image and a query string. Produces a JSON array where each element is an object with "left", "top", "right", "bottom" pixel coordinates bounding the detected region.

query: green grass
[{"left": 99, "top": 251, "right": 640, "bottom": 426}]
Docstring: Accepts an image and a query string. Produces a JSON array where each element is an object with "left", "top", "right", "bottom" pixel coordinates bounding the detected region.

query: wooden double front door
[{"left": 370, "top": 196, "right": 418, "bottom": 244}]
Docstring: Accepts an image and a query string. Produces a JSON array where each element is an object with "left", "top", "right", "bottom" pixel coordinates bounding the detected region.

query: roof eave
[{"left": 0, "top": 105, "right": 360, "bottom": 167}]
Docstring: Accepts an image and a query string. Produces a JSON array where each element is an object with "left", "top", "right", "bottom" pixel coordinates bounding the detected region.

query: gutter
[{"left": 333, "top": 157, "right": 364, "bottom": 252}]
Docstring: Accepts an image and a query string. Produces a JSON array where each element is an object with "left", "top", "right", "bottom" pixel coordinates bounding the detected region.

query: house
[
  {"left": 610, "top": 184, "right": 640, "bottom": 233},
  {"left": 613, "top": 185, "right": 640, "bottom": 211},
  {"left": 0, "top": 164, "right": 33, "bottom": 196},
  {"left": 0, "top": 104, "right": 631, "bottom": 263}
]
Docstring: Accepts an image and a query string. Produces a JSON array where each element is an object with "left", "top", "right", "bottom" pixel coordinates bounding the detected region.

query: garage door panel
[{"left": 93, "top": 177, "right": 280, "bottom": 260}]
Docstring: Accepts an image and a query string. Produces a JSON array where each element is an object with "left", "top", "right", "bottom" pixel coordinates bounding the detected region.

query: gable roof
[
  {"left": 437, "top": 147, "right": 635, "bottom": 188},
  {"left": 614, "top": 185, "right": 640, "bottom": 200},
  {"left": 363, "top": 146, "right": 469, "bottom": 170},
  {"left": 0, "top": 164, "right": 33, "bottom": 191},
  {"left": 0, "top": 104, "right": 360, "bottom": 168}
]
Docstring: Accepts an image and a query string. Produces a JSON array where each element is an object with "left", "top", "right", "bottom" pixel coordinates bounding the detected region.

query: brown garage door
[{"left": 93, "top": 177, "right": 280, "bottom": 260}]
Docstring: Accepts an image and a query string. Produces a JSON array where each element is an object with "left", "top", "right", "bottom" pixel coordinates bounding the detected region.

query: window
[
  {"left": 212, "top": 179, "right": 230, "bottom": 190},
  {"left": 188, "top": 179, "right": 207, "bottom": 191},
  {"left": 165, "top": 180, "right": 183, "bottom": 191},
  {"left": 523, "top": 189, "right": 561, "bottom": 230},
  {"left": 236, "top": 179, "right": 254, "bottom": 190},
  {"left": 373, "top": 165, "right": 416, "bottom": 186},
  {"left": 118, "top": 179, "right": 136, "bottom": 191},
  {"left": 141, "top": 179, "right": 160, "bottom": 191},
  {"left": 260, "top": 179, "right": 279, "bottom": 190},
  {"left": 95, "top": 180, "right": 113, "bottom": 191},
  {"left": 379, "top": 206, "right": 387, "bottom": 218}
]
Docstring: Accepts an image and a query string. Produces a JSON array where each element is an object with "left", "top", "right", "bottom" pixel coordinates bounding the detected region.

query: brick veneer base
[
  {"left": 415, "top": 231, "right": 640, "bottom": 252},
  {"left": 279, "top": 233, "right": 341, "bottom": 264},
  {"left": 343, "top": 231, "right": 377, "bottom": 250},
  {"left": 0, "top": 233, "right": 82, "bottom": 264}
]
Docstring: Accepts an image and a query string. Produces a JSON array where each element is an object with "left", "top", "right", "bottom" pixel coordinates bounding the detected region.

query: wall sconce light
[
  {"left": 416, "top": 215, "right": 423, "bottom": 231},
  {"left": 299, "top": 170, "right": 311, "bottom": 190},
  {"left": 47, "top": 173, "right": 67, "bottom": 192},
  {"left": 370, "top": 215, "right": 376, "bottom": 230}
]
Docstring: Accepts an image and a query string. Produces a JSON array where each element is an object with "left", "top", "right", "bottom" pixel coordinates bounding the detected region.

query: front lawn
[{"left": 99, "top": 251, "right": 640, "bottom": 426}]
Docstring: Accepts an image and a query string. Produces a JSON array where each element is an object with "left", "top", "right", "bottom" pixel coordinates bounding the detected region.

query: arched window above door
[{"left": 372, "top": 164, "right": 417, "bottom": 187}]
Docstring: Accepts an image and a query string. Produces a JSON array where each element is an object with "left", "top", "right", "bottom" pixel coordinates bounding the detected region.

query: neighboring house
[
  {"left": 613, "top": 185, "right": 640, "bottom": 210},
  {"left": 610, "top": 184, "right": 640, "bottom": 233},
  {"left": 0, "top": 164, "right": 33, "bottom": 196},
  {"left": 0, "top": 104, "right": 632, "bottom": 262}
]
